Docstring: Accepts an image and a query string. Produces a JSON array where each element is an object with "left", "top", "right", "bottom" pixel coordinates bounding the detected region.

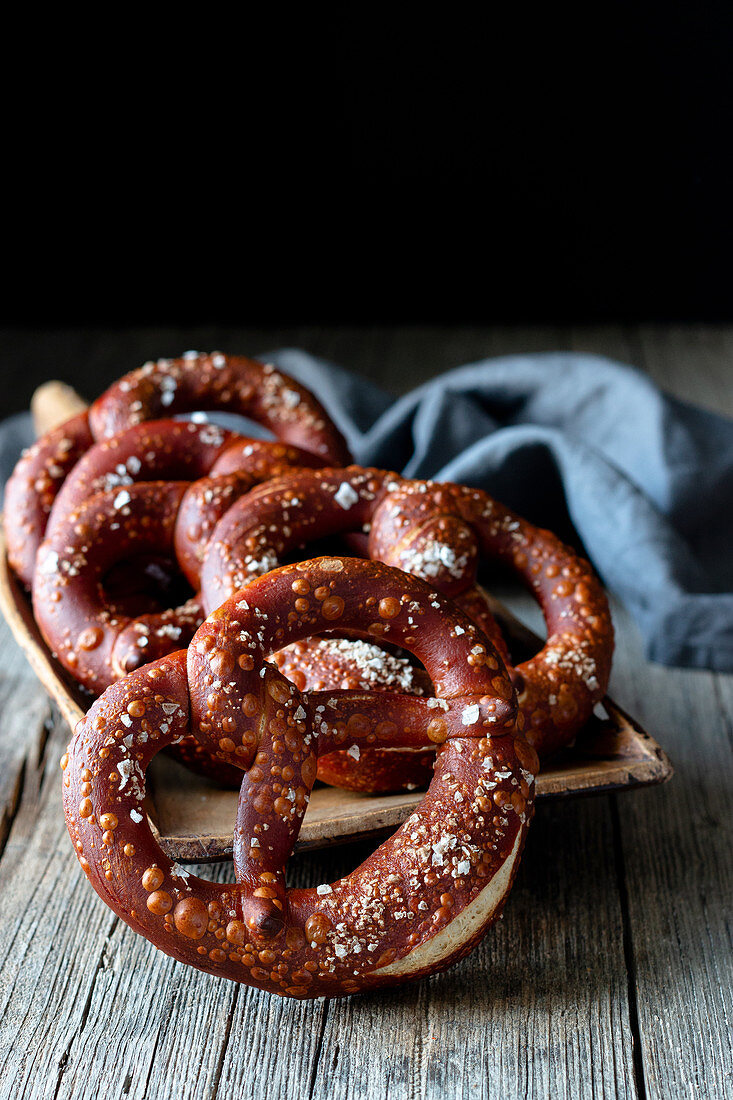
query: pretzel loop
[{"left": 89, "top": 353, "right": 350, "bottom": 465}]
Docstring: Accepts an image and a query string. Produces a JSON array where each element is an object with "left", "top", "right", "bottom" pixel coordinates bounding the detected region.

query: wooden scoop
[{"left": 32, "top": 381, "right": 88, "bottom": 435}]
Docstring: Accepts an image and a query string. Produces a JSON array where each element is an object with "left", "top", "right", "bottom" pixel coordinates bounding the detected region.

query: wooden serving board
[{"left": 0, "top": 524, "right": 673, "bottom": 862}]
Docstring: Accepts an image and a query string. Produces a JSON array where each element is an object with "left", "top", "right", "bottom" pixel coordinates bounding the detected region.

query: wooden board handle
[{"left": 31, "top": 382, "right": 88, "bottom": 437}]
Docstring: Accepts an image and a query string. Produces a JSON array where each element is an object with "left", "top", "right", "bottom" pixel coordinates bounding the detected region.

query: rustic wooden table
[{"left": 0, "top": 326, "right": 731, "bottom": 1099}]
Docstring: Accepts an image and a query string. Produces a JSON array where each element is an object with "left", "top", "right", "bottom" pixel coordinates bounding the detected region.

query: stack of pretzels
[{"left": 5, "top": 352, "right": 613, "bottom": 999}]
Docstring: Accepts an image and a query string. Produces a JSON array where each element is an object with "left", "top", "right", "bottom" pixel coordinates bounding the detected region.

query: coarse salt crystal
[
  {"left": 39, "top": 550, "right": 59, "bottom": 575},
  {"left": 334, "top": 482, "right": 360, "bottom": 510}
]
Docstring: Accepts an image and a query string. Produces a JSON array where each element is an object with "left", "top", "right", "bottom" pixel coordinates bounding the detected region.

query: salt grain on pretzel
[
  {"left": 46, "top": 420, "right": 321, "bottom": 541},
  {"left": 274, "top": 637, "right": 436, "bottom": 792},
  {"left": 272, "top": 594, "right": 512, "bottom": 793},
  {"left": 33, "top": 482, "right": 204, "bottom": 695},
  {"left": 63, "top": 557, "right": 534, "bottom": 998},
  {"left": 44, "top": 419, "right": 322, "bottom": 590}
]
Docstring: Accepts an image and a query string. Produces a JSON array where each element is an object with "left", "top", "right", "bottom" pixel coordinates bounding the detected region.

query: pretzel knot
[
  {"left": 63, "top": 558, "right": 536, "bottom": 998},
  {"left": 5, "top": 352, "right": 350, "bottom": 588}
]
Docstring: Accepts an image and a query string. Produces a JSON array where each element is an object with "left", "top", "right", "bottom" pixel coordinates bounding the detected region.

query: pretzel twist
[
  {"left": 63, "top": 558, "right": 535, "bottom": 998},
  {"left": 32, "top": 467, "right": 399, "bottom": 695},
  {"left": 45, "top": 420, "right": 322, "bottom": 590},
  {"left": 369, "top": 481, "right": 613, "bottom": 757}
]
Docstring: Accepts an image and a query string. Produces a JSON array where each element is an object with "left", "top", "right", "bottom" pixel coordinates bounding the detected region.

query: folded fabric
[{"left": 2, "top": 350, "right": 731, "bottom": 671}]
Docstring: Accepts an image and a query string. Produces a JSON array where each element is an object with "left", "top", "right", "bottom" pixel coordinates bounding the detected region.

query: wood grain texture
[{"left": 0, "top": 324, "right": 730, "bottom": 1100}]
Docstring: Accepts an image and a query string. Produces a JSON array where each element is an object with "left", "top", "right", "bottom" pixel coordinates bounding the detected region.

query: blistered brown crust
[
  {"left": 4, "top": 411, "right": 93, "bottom": 587},
  {"left": 46, "top": 419, "right": 239, "bottom": 537},
  {"left": 44, "top": 418, "right": 322, "bottom": 589},
  {"left": 199, "top": 466, "right": 403, "bottom": 612},
  {"left": 32, "top": 441, "right": 325, "bottom": 696},
  {"left": 89, "top": 353, "right": 350, "bottom": 465},
  {"left": 200, "top": 467, "right": 613, "bottom": 761},
  {"left": 63, "top": 557, "right": 535, "bottom": 998}
]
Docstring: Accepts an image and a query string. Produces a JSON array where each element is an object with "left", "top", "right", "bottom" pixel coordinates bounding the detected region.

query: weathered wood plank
[
  {"left": 607, "top": 608, "right": 733, "bottom": 1100},
  {"left": 0, "top": 669, "right": 639, "bottom": 1100},
  {"left": 638, "top": 324, "right": 733, "bottom": 417},
  {"left": 568, "top": 325, "right": 733, "bottom": 1099},
  {"left": 0, "top": 615, "right": 51, "bottom": 857},
  {"left": 1, "top": 324, "right": 576, "bottom": 416}
]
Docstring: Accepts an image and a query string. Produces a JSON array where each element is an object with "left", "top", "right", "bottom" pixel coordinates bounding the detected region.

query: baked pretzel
[
  {"left": 34, "top": 483, "right": 205, "bottom": 695},
  {"left": 5, "top": 353, "right": 350, "bottom": 588},
  {"left": 369, "top": 480, "right": 613, "bottom": 758},
  {"left": 273, "top": 637, "right": 436, "bottom": 792},
  {"left": 63, "top": 557, "right": 535, "bottom": 998},
  {"left": 89, "top": 352, "right": 350, "bottom": 465},
  {"left": 199, "top": 466, "right": 613, "bottom": 761}
]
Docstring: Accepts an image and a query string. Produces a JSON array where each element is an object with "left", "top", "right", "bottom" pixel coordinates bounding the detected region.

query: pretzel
[
  {"left": 34, "top": 463, "right": 362, "bottom": 695},
  {"left": 369, "top": 481, "right": 613, "bottom": 758},
  {"left": 63, "top": 557, "right": 535, "bottom": 998},
  {"left": 34, "top": 483, "right": 205, "bottom": 695},
  {"left": 5, "top": 353, "right": 350, "bottom": 588},
  {"left": 273, "top": 637, "right": 436, "bottom": 792},
  {"left": 200, "top": 466, "right": 613, "bottom": 761},
  {"left": 89, "top": 352, "right": 350, "bottom": 465}
]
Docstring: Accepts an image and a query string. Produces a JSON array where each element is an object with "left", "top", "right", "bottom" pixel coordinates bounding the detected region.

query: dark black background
[{"left": 2, "top": 4, "right": 732, "bottom": 328}]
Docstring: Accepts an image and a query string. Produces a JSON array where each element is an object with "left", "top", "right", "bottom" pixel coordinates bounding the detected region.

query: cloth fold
[{"left": 2, "top": 350, "right": 731, "bottom": 671}]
